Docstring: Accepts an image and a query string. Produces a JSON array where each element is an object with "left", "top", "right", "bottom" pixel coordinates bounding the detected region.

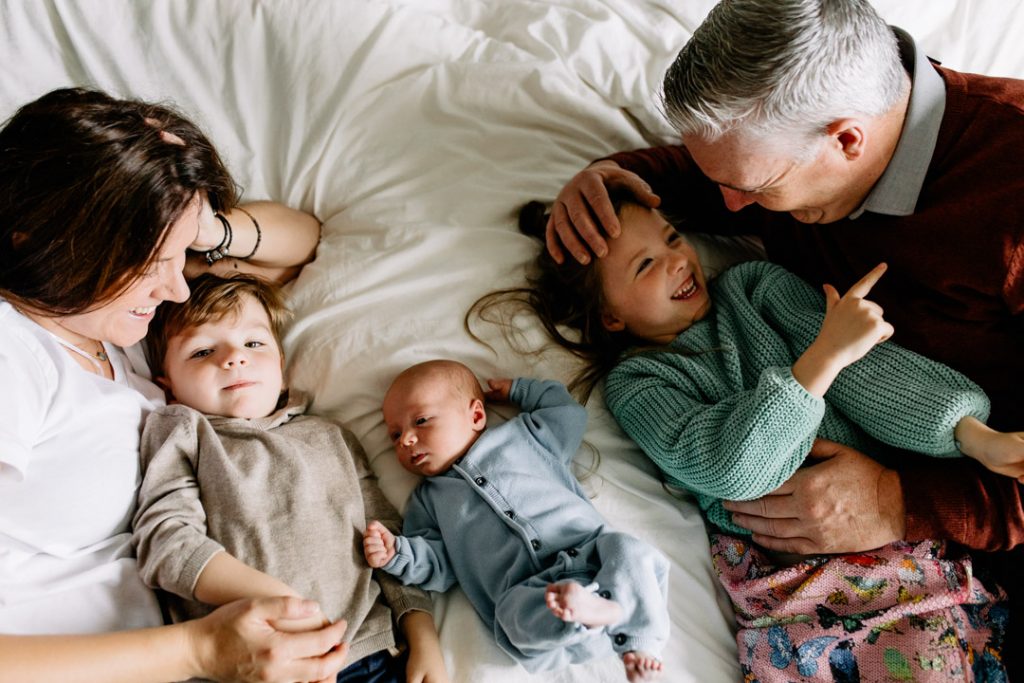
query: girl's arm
[
  {"left": 0, "top": 597, "right": 348, "bottom": 683},
  {"left": 401, "top": 610, "right": 449, "bottom": 683},
  {"left": 606, "top": 356, "right": 823, "bottom": 502},
  {"left": 187, "top": 200, "right": 321, "bottom": 284}
]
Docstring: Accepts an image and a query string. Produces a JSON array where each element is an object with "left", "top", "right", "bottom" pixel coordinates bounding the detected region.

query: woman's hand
[
  {"left": 363, "top": 520, "right": 397, "bottom": 568},
  {"left": 189, "top": 193, "right": 224, "bottom": 253},
  {"left": 401, "top": 611, "right": 449, "bottom": 683},
  {"left": 186, "top": 596, "right": 349, "bottom": 683},
  {"left": 545, "top": 160, "right": 660, "bottom": 265}
]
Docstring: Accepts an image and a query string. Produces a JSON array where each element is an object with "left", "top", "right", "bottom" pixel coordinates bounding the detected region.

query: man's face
[{"left": 684, "top": 132, "right": 868, "bottom": 224}]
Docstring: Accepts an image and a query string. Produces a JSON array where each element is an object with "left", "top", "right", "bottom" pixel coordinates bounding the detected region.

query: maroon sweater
[{"left": 608, "top": 64, "right": 1024, "bottom": 552}]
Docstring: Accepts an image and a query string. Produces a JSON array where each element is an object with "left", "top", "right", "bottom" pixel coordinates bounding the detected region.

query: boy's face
[
  {"left": 160, "top": 294, "right": 285, "bottom": 418},
  {"left": 382, "top": 376, "right": 486, "bottom": 477},
  {"left": 597, "top": 204, "right": 711, "bottom": 343}
]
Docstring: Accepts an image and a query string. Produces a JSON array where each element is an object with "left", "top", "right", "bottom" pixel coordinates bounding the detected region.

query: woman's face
[{"left": 55, "top": 194, "right": 201, "bottom": 347}]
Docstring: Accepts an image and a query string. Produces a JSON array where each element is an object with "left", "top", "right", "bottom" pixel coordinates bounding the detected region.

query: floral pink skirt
[{"left": 709, "top": 535, "right": 1008, "bottom": 682}]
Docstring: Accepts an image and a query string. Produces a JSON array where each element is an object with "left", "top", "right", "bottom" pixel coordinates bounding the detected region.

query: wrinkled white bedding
[{"left": 2, "top": 1, "right": 1021, "bottom": 681}]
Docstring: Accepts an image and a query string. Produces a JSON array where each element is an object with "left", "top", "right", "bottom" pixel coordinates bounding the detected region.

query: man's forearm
[{"left": 900, "top": 457, "right": 1024, "bottom": 551}]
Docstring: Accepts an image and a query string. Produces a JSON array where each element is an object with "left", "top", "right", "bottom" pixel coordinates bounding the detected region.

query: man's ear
[
  {"left": 601, "top": 310, "right": 625, "bottom": 332},
  {"left": 826, "top": 118, "right": 867, "bottom": 161},
  {"left": 470, "top": 398, "right": 487, "bottom": 431}
]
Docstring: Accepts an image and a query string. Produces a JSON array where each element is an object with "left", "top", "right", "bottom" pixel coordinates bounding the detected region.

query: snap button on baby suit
[
  {"left": 599, "top": 589, "right": 611, "bottom": 599},
  {"left": 504, "top": 510, "right": 515, "bottom": 519},
  {"left": 474, "top": 476, "right": 486, "bottom": 486},
  {"left": 614, "top": 633, "right": 627, "bottom": 646},
  {"left": 566, "top": 548, "right": 578, "bottom": 557},
  {"left": 531, "top": 539, "right": 541, "bottom": 551}
]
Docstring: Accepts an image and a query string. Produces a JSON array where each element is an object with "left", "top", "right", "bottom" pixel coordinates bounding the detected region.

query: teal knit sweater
[{"left": 604, "top": 261, "right": 990, "bottom": 535}]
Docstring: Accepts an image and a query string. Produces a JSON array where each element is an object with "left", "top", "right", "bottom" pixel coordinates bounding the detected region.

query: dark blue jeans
[{"left": 336, "top": 649, "right": 407, "bottom": 683}]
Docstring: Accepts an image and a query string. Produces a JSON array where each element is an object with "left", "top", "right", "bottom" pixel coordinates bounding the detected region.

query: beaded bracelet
[
  {"left": 204, "top": 212, "right": 233, "bottom": 264},
  {"left": 234, "top": 206, "right": 262, "bottom": 260}
]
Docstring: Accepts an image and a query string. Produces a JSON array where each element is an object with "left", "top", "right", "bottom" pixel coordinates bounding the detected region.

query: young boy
[
  {"left": 363, "top": 359, "right": 670, "bottom": 682},
  {"left": 132, "top": 273, "right": 448, "bottom": 683}
]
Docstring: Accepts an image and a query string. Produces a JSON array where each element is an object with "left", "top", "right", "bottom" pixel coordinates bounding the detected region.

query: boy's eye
[
  {"left": 636, "top": 257, "right": 653, "bottom": 276},
  {"left": 389, "top": 431, "right": 400, "bottom": 443},
  {"left": 245, "top": 340, "right": 265, "bottom": 349},
  {"left": 666, "top": 232, "right": 681, "bottom": 245},
  {"left": 415, "top": 417, "right": 429, "bottom": 426},
  {"left": 189, "top": 349, "right": 213, "bottom": 359}
]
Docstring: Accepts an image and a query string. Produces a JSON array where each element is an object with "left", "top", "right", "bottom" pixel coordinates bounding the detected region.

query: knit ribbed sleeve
[{"left": 826, "top": 342, "right": 989, "bottom": 456}]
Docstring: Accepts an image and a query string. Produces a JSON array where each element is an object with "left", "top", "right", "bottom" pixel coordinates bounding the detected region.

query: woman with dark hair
[{"left": 0, "top": 88, "right": 348, "bottom": 682}]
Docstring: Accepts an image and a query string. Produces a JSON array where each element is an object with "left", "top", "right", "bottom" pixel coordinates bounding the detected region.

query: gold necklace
[{"left": 88, "top": 342, "right": 109, "bottom": 362}]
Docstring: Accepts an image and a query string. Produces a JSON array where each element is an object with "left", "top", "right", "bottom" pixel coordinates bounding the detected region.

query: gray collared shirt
[{"left": 849, "top": 27, "right": 946, "bottom": 219}]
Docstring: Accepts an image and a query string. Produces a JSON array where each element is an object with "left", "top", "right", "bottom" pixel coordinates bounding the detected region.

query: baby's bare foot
[
  {"left": 544, "top": 581, "right": 623, "bottom": 627},
  {"left": 623, "top": 651, "right": 663, "bottom": 682}
]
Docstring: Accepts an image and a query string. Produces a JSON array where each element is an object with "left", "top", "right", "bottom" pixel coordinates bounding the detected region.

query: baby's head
[
  {"left": 147, "top": 273, "right": 290, "bottom": 418},
  {"left": 481, "top": 199, "right": 710, "bottom": 398},
  {"left": 382, "top": 360, "right": 487, "bottom": 477}
]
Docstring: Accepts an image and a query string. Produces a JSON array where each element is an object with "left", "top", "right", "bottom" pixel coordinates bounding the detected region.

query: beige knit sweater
[{"left": 133, "top": 391, "right": 432, "bottom": 665}]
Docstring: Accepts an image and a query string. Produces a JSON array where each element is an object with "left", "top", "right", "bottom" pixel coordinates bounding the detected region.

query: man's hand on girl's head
[{"left": 545, "top": 160, "right": 660, "bottom": 265}]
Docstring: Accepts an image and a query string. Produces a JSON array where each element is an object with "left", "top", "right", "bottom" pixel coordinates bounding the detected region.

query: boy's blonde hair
[{"left": 147, "top": 273, "right": 291, "bottom": 375}]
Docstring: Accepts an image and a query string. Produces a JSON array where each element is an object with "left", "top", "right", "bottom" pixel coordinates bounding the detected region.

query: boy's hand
[
  {"left": 402, "top": 611, "right": 450, "bottom": 683},
  {"left": 363, "top": 520, "right": 397, "bottom": 568},
  {"left": 956, "top": 417, "right": 1024, "bottom": 483},
  {"left": 485, "top": 378, "right": 514, "bottom": 403}
]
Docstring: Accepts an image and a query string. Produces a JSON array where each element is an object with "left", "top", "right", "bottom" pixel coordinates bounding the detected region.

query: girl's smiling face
[{"left": 596, "top": 204, "right": 711, "bottom": 343}]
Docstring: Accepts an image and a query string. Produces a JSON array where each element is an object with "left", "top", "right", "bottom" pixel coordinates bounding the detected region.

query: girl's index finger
[{"left": 845, "top": 262, "right": 888, "bottom": 299}]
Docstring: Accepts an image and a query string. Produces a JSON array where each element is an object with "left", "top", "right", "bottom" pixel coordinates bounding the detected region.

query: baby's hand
[
  {"left": 485, "top": 378, "right": 514, "bottom": 403},
  {"left": 957, "top": 417, "right": 1024, "bottom": 483},
  {"left": 815, "top": 263, "right": 894, "bottom": 370},
  {"left": 363, "top": 520, "right": 397, "bottom": 568}
]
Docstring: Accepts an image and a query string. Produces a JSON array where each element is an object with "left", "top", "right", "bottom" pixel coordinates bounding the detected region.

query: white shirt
[{"left": 0, "top": 302, "right": 164, "bottom": 634}]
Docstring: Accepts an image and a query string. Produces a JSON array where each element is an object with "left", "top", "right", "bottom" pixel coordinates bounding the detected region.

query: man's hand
[
  {"left": 545, "top": 160, "right": 660, "bottom": 264},
  {"left": 722, "top": 438, "right": 906, "bottom": 554},
  {"left": 363, "top": 520, "right": 397, "bottom": 568}
]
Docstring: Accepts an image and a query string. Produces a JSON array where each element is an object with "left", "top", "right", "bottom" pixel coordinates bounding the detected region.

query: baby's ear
[{"left": 470, "top": 398, "right": 487, "bottom": 431}]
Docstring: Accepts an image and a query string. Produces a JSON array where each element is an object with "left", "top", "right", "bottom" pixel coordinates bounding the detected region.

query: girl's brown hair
[
  {"left": 0, "top": 87, "right": 238, "bottom": 315},
  {"left": 467, "top": 199, "right": 648, "bottom": 401},
  {"left": 146, "top": 273, "right": 291, "bottom": 376}
]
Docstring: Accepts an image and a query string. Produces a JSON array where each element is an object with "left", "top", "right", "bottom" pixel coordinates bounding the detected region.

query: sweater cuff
[
  {"left": 388, "top": 587, "right": 434, "bottom": 619},
  {"left": 901, "top": 461, "right": 972, "bottom": 543},
  {"left": 182, "top": 540, "right": 227, "bottom": 598}
]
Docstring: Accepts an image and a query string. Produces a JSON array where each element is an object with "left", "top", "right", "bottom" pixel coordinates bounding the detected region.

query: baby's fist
[
  {"left": 363, "top": 520, "right": 396, "bottom": 568},
  {"left": 485, "top": 378, "right": 514, "bottom": 403}
]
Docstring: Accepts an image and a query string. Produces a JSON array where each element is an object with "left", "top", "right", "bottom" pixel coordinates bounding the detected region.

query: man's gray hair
[{"left": 662, "top": 0, "right": 906, "bottom": 155}]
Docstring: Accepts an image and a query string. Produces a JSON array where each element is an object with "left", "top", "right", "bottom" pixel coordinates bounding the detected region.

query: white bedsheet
[{"left": 2, "top": 2, "right": 1022, "bottom": 681}]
